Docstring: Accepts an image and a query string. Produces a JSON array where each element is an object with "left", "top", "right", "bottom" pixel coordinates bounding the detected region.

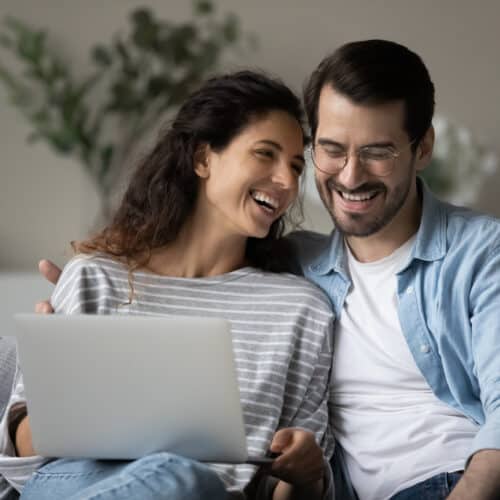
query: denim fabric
[
  {"left": 20, "top": 453, "right": 229, "bottom": 500},
  {"left": 390, "top": 471, "right": 463, "bottom": 500}
]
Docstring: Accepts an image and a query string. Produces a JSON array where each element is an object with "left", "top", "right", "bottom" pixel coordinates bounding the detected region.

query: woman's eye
[
  {"left": 255, "top": 149, "right": 274, "bottom": 159},
  {"left": 292, "top": 163, "right": 304, "bottom": 176}
]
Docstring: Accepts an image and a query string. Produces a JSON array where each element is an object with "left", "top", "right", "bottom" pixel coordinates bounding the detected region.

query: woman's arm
[{"left": 13, "top": 415, "right": 36, "bottom": 457}]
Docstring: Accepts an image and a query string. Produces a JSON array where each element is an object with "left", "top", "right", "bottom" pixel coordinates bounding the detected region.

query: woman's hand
[{"left": 268, "top": 428, "right": 325, "bottom": 499}]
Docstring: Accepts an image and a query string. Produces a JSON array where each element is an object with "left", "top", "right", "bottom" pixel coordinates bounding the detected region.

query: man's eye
[
  {"left": 323, "top": 147, "right": 346, "bottom": 158},
  {"left": 292, "top": 163, "right": 304, "bottom": 176},
  {"left": 362, "top": 148, "right": 393, "bottom": 161}
]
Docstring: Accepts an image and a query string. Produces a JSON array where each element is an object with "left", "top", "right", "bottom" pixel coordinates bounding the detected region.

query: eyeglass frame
[{"left": 310, "top": 138, "right": 418, "bottom": 177}]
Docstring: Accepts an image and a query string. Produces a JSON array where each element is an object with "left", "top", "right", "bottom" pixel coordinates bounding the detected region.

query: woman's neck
[{"left": 143, "top": 217, "right": 249, "bottom": 278}]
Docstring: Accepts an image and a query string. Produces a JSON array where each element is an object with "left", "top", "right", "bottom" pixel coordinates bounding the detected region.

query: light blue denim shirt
[{"left": 288, "top": 178, "right": 500, "bottom": 471}]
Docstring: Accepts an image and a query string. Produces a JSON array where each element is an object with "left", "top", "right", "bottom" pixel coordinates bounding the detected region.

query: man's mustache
[{"left": 326, "top": 179, "right": 386, "bottom": 195}]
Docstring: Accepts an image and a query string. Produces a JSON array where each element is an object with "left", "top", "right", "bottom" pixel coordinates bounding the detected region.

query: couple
[{"left": 2, "top": 39, "right": 500, "bottom": 500}]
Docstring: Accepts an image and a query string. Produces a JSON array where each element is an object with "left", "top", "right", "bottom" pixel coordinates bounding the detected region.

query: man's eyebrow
[
  {"left": 257, "top": 140, "right": 305, "bottom": 163},
  {"left": 317, "top": 138, "right": 344, "bottom": 148},
  {"left": 317, "top": 138, "right": 396, "bottom": 149},
  {"left": 361, "top": 141, "right": 396, "bottom": 149}
]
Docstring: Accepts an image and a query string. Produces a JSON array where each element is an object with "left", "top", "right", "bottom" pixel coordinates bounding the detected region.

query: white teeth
[
  {"left": 251, "top": 191, "right": 279, "bottom": 210},
  {"left": 341, "top": 190, "right": 377, "bottom": 201}
]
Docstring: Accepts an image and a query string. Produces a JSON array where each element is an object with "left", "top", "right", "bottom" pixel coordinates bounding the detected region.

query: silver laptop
[{"left": 14, "top": 314, "right": 270, "bottom": 464}]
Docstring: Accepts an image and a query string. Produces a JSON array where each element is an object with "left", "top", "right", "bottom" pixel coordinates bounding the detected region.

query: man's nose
[{"left": 336, "top": 152, "right": 365, "bottom": 188}]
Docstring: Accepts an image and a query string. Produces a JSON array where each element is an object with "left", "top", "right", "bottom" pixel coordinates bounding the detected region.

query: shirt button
[
  {"left": 420, "top": 344, "right": 431, "bottom": 354},
  {"left": 406, "top": 286, "right": 413, "bottom": 295}
]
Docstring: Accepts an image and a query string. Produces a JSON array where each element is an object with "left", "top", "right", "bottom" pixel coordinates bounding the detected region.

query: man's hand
[
  {"left": 34, "top": 259, "right": 61, "bottom": 313},
  {"left": 269, "top": 428, "right": 325, "bottom": 499}
]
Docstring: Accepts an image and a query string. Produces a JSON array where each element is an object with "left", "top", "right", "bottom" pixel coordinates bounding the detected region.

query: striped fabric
[{"left": 3, "top": 254, "right": 335, "bottom": 494}]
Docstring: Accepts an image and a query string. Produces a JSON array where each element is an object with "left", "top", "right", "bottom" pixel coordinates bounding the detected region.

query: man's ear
[
  {"left": 415, "top": 125, "right": 435, "bottom": 173},
  {"left": 193, "top": 144, "right": 211, "bottom": 179}
]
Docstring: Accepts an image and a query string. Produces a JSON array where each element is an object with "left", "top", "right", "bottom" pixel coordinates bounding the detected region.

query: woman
[{"left": 1, "top": 71, "right": 334, "bottom": 500}]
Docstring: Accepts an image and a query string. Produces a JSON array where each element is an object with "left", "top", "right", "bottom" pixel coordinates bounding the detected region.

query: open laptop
[{"left": 14, "top": 314, "right": 273, "bottom": 464}]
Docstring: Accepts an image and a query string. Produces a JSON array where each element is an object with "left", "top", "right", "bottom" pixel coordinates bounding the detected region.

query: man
[
  {"left": 287, "top": 39, "right": 500, "bottom": 499},
  {"left": 7, "top": 40, "right": 500, "bottom": 499}
]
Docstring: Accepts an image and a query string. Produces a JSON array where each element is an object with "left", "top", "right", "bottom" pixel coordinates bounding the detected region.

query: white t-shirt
[{"left": 330, "top": 236, "right": 478, "bottom": 500}]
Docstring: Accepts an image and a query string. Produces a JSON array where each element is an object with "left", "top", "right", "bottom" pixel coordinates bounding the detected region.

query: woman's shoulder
[
  {"left": 60, "top": 253, "right": 128, "bottom": 279},
  {"left": 52, "top": 254, "right": 129, "bottom": 313},
  {"left": 247, "top": 267, "right": 334, "bottom": 315}
]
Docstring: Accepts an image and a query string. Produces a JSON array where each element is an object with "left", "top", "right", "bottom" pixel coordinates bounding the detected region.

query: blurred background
[{"left": 1, "top": 0, "right": 499, "bottom": 274}]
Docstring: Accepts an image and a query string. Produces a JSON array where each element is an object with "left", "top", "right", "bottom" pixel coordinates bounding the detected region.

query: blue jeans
[
  {"left": 390, "top": 471, "right": 463, "bottom": 500},
  {"left": 20, "top": 453, "right": 229, "bottom": 500}
]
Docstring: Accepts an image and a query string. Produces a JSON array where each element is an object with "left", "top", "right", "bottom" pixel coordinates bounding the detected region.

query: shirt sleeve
[
  {"left": 468, "top": 244, "right": 500, "bottom": 461},
  {"left": 277, "top": 311, "right": 335, "bottom": 499},
  {"left": 290, "top": 322, "right": 335, "bottom": 456},
  {"left": 51, "top": 255, "right": 98, "bottom": 314}
]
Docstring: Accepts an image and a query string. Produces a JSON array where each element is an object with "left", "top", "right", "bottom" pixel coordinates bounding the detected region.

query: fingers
[
  {"left": 38, "top": 259, "right": 62, "bottom": 285},
  {"left": 270, "top": 427, "right": 293, "bottom": 453},
  {"left": 269, "top": 429, "right": 324, "bottom": 485},
  {"left": 35, "top": 300, "right": 54, "bottom": 314}
]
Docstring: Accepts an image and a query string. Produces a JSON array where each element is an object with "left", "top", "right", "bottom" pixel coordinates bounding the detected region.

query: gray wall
[{"left": 1, "top": 0, "right": 499, "bottom": 270}]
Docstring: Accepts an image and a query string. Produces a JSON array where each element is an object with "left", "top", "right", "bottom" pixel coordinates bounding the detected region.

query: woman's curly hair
[{"left": 73, "top": 71, "right": 306, "bottom": 276}]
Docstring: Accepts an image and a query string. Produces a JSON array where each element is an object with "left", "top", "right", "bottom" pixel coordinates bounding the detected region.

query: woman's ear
[{"left": 194, "top": 144, "right": 211, "bottom": 179}]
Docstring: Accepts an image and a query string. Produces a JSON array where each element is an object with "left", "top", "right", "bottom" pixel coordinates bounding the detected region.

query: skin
[
  {"left": 24, "top": 111, "right": 326, "bottom": 499},
  {"left": 314, "top": 85, "right": 500, "bottom": 499}
]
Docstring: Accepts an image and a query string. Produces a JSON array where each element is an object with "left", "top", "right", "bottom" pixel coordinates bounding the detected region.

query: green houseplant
[
  {"left": 0, "top": 1, "right": 254, "bottom": 221},
  {"left": 421, "top": 115, "right": 498, "bottom": 206}
]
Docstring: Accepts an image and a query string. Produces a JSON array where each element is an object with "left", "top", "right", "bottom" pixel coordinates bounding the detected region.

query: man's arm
[
  {"left": 34, "top": 259, "right": 61, "bottom": 313},
  {"left": 449, "top": 244, "right": 500, "bottom": 499},
  {"left": 447, "top": 450, "right": 500, "bottom": 500}
]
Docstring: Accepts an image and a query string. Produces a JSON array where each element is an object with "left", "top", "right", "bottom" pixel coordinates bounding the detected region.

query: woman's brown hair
[{"left": 74, "top": 71, "right": 306, "bottom": 278}]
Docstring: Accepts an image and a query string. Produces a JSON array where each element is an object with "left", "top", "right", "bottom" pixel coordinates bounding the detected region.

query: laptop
[{"left": 14, "top": 314, "right": 273, "bottom": 464}]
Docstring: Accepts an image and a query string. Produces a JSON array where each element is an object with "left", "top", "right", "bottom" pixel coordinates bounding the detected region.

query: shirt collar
[
  {"left": 308, "top": 177, "right": 447, "bottom": 277},
  {"left": 308, "top": 228, "right": 349, "bottom": 280},
  {"left": 410, "top": 177, "right": 447, "bottom": 263}
]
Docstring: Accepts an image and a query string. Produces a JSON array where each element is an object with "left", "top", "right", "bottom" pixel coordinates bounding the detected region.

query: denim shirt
[{"left": 288, "top": 179, "right": 500, "bottom": 482}]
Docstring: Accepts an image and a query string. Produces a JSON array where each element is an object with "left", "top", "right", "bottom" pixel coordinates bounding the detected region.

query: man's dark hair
[{"left": 304, "top": 39, "right": 435, "bottom": 149}]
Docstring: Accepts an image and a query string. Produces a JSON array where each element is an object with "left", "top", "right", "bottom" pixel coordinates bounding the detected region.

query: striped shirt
[{"left": 1, "top": 254, "right": 334, "bottom": 494}]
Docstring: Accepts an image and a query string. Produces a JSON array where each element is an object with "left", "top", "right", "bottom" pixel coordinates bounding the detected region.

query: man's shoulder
[
  {"left": 285, "top": 230, "right": 334, "bottom": 272},
  {"left": 443, "top": 203, "right": 500, "bottom": 251}
]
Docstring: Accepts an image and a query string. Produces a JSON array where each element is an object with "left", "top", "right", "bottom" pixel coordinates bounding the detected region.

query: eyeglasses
[{"left": 311, "top": 139, "right": 417, "bottom": 177}]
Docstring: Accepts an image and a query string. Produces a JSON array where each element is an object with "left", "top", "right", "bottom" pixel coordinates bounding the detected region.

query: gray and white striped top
[{"left": 1, "top": 253, "right": 335, "bottom": 494}]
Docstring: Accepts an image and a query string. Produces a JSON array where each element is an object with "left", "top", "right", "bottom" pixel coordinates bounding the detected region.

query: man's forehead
[{"left": 316, "top": 85, "right": 408, "bottom": 141}]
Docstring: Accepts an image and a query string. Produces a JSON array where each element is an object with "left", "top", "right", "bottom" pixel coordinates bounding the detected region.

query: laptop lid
[{"left": 14, "top": 313, "right": 249, "bottom": 463}]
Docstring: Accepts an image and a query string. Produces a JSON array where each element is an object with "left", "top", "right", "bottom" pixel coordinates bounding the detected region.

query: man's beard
[{"left": 317, "top": 173, "right": 414, "bottom": 238}]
